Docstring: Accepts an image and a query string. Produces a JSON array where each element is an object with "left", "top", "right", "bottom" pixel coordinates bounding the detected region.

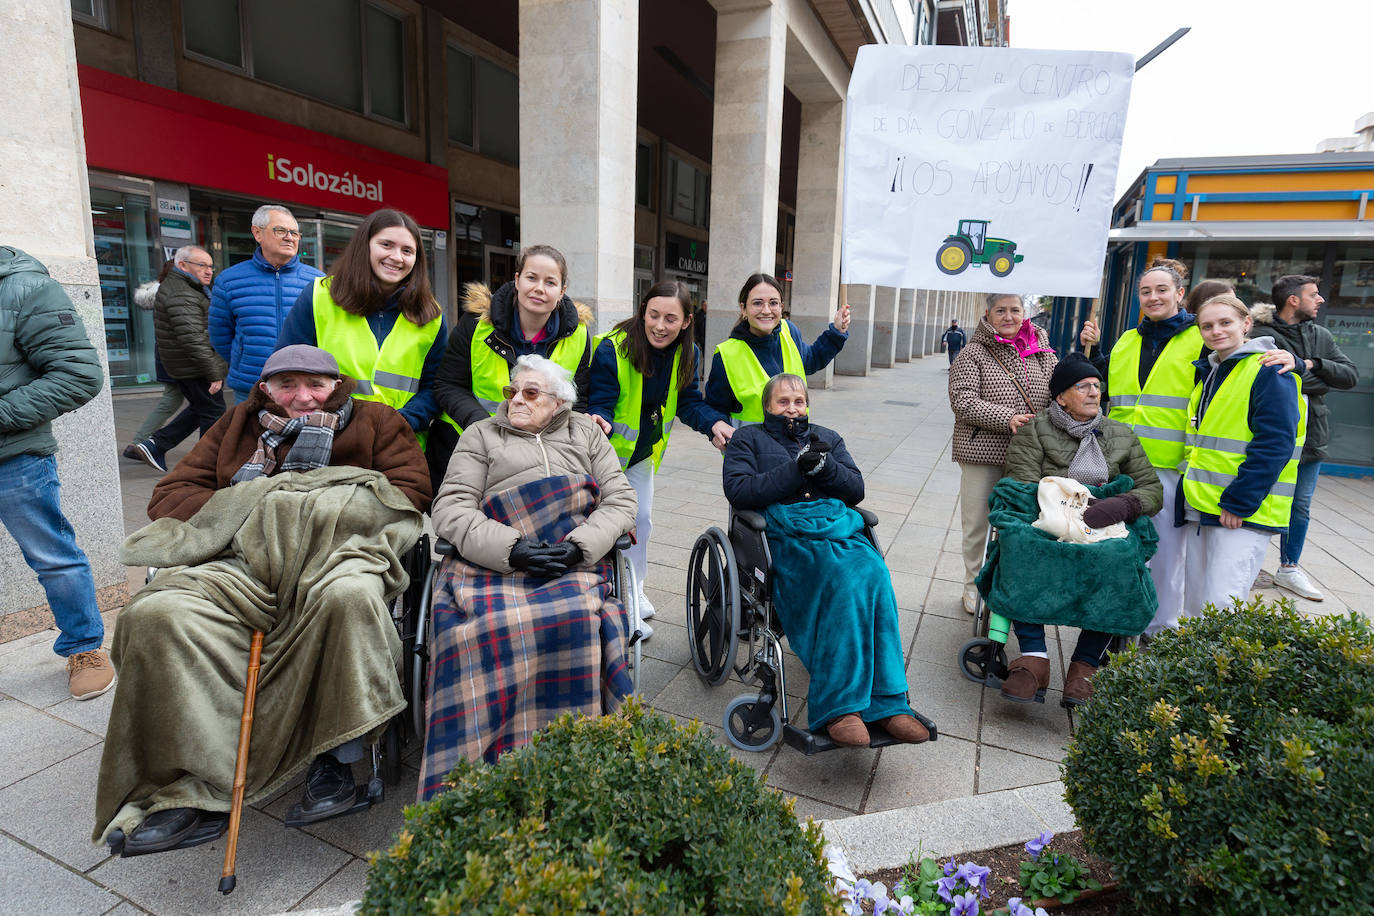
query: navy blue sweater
[
  {"left": 722, "top": 412, "right": 863, "bottom": 509},
  {"left": 277, "top": 284, "right": 448, "bottom": 432},
  {"left": 704, "top": 319, "right": 847, "bottom": 418},
  {"left": 588, "top": 337, "right": 726, "bottom": 468}
]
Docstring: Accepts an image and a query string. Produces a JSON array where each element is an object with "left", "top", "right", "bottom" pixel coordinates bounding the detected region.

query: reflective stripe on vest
[
  {"left": 312, "top": 277, "right": 440, "bottom": 448},
  {"left": 1106, "top": 324, "right": 1203, "bottom": 470},
  {"left": 595, "top": 329, "right": 681, "bottom": 471},
  {"left": 715, "top": 323, "right": 804, "bottom": 423},
  {"left": 438, "top": 318, "right": 589, "bottom": 435},
  {"left": 1181, "top": 355, "right": 1307, "bottom": 528}
]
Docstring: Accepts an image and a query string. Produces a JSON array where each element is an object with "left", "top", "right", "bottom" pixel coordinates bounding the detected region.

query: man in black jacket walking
[
  {"left": 940, "top": 320, "right": 966, "bottom": 368},
  {"left": 126, "top": 246, "right": 227, "bottom": 472},
  {"left": 1253, "top": 275, "right": 1358, "bottom": 601}
]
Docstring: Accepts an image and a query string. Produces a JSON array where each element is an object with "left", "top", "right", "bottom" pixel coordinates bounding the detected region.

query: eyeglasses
[
  {"left": 502, "top": 384, "right": 553, "bottom": 401},
  {"left": 182, "top": 260, "right": 214, "bottom": 271},
  {"left": 1070, "top": 380, "right": 1102, "bottom": 393},
  {"left": 267, "top": 226, "right": 303, "bottom": 239}
]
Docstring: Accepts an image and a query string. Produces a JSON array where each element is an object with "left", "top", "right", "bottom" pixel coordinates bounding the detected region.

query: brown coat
[
  {"left": 430, "top": 402, "right": 636, "bottom": 573},
  {"left": 148, "top": 379, "right": 431, "bottom": 521},
  {"left": 948, "top": 319, "right": 1057, "bottom": 466}
]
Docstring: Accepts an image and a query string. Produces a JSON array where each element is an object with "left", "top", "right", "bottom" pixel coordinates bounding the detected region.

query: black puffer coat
[
  {"left": 722, "top": 412, "right": 863, "bottom": 509},
  {"left": 154, "top": 268, "right": 228, "bottom": 381}
]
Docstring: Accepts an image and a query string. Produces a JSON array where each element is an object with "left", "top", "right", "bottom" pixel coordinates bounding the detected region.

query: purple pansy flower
[
  {"left": 1024, "top": 830, "right": 1055, "bottom": 861},
  {"left": 950, "top": 891, "right": 980, "bottom": 916},
  {"left": 954, "top": 862, "right": 992, "bottom": 897},
  {"left": 936, "top": 874, "right": 961, "bottom": 903}
]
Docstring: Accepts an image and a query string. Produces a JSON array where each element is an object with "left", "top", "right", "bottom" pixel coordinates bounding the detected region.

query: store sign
[
  {"left": 664, "top": 233, "right": 708, "bottom": 275},
  {"left": 159, "top": 216, "right": 192, "bottom": 239},
  {"left": 79, "top": 66, "right": 448, "bottom": 226},
  {"left": 157, "top": 198, "right": 188, "bottom": 216}
]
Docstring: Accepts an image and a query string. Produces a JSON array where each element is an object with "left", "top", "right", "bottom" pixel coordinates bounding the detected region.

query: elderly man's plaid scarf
[{"left": 230, "top": 399, "right": 354, "bottom": 484}]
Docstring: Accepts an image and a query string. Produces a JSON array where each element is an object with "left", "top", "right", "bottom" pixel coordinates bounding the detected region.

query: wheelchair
[
  {"left": 399, "top": 532, "right": 644, "bottom": 759},
  {"left": 686, "top": 507, "right": 938, "bottom": 754}
]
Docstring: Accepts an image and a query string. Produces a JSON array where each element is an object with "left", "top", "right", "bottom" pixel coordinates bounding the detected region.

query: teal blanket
[
  {"left": 975, "top": 475, "right": 1159, "bottom": 634},
  {"left": 764, "top": 498, "right": 912, "bottom": 731}
]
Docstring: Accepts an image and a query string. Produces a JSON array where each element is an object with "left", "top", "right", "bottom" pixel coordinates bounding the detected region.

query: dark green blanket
[
  {"left": 975, "top": 475, "right": 1159, "bottom": 635},
  {"left": 764, "top": 498, "right": 912, "bottom": 731}
]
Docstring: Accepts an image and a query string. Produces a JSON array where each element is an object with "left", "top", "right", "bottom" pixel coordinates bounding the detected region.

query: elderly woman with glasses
[
  {"left": 421, "top": 354, "right": 637, "bottom": 794},
  {"left": 997, "top": 353, "right": 1162, "bottom": 706}
]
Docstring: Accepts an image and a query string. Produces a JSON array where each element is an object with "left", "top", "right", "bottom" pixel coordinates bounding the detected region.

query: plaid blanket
[{"left": 419, "top": 474, "right": 632, "bottom": 797}]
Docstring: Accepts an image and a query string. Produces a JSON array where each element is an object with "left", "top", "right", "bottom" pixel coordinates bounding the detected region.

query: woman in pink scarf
[{"left": 947, "top": 294, "right": 1058, "bottom": 614}]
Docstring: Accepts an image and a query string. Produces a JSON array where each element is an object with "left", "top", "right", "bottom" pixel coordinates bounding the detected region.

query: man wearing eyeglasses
[
  {"left": 127, "top": 246, "right": 228, "bottom": 473},
  {"left": 209, "top": 204, "right": 323, "bottom": 406}
]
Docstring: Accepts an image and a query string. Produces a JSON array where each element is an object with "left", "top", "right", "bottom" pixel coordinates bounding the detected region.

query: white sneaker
[
  {"left": 637, "top": 595, "right": 656, "bottom": 621},
  {"left": 637, "top": 620, "right": 654, "bottom": 641},
  {"left": 1272, "top": 566, "right": 1324, "bottom": 601},
  {"left": 962, "top": 588, "right": 978, "bottom": 615}
]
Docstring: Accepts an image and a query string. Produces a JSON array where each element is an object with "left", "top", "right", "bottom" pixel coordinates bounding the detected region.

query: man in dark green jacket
[
  {"left": 1251, "top": 276, "right": 1359, "bottom": 602},
  {"left": 0, "top": 246, "right": 113, "bottom": 699}
]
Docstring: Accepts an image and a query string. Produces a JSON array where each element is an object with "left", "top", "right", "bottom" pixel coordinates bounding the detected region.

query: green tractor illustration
[{"left": 935, "top": 219, "right": 1024, "bottom": 278}]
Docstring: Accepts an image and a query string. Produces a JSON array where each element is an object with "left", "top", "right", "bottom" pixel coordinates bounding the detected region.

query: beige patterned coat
[{"left": 948, "top": 319, "right": 1057, "bottom": 466}]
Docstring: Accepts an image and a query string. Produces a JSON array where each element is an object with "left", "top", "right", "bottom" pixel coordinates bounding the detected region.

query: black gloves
[
  {"left": 1083, "top": 493, "right": 1143, "bottom": 529},
  {"left": 796, "top": 433, "right": 832, "bottom": 476},
  {"left": 508, "top": 537, "right": 584, "bottom": 578}
]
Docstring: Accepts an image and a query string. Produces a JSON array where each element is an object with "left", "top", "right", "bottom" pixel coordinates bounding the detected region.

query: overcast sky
[{"left": 1011, "top": 0, "right": 1369, "bottom": 200}]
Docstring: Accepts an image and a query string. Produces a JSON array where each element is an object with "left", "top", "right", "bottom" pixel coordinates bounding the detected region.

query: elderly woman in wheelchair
[
  {"left": 983, "top": 353, "right": 1162, "bottom": 707},
  {"left": 718, "top": 373, "right": 929, "bottom": 748},
  {"left": 421, "top": 354, "right": 637, "bottom": 797},
  {"left": 96, "top": 346, "right": 431, "bottom": 858}
]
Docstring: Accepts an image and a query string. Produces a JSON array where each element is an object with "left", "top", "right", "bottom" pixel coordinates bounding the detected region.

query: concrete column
[
  {"left": 869, "top": 285, "right": 899, "bottom": 368},
  {"left": 0, "top": 0, "right": 126, "bottom": 617},
  {"left": 704, "top": 1, "right": 787, "bottom": 353},
  {"left": 834, "top": 283, "right": 874, "bottom": 376},
  {"left": 791, "top": 98, "right": 844, "bottom": 389},
  {"left": 519, "top": 0, "right": 638, "bottom": 332},
  {"left": 896, "top": 288, "right": 915, "bottom": 362}
]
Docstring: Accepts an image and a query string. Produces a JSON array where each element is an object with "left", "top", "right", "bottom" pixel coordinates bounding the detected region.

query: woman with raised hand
[
  {"left": 588, "top": 280, "right": 731, "bottom": 636},
  {"left": 703, "top": 273, "right": 849, "bottom": 442},
  {"left": 276, "top": 208, "right": 446, "bottom": 443}
]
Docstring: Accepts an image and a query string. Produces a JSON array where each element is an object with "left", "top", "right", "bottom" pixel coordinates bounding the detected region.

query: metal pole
[{"left": 1135, "top": 28, "right": 1190, "bottom": 72}]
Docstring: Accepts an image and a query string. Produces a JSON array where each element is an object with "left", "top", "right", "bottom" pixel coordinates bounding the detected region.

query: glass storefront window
[
  {"left": 1328, "top": 244, "right": 1374, "bottom": 310},
  {"left": 453, "top": 201, "right": 519, "bottom": 291},
  {"left": 1178, "top": 241, "right": 1325, "bottom": 305},
  {"left": 91, "top": 187, "right": 159, "bottom": 386}
]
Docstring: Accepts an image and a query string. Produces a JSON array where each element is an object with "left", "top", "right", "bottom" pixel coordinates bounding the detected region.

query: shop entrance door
[{"left": 90, "top": 178, "right": 159, "bottom": 387}]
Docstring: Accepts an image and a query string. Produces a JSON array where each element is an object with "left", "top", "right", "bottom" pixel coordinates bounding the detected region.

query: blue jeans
[
  {"left": 232, "top": 388, "right": 251, "bottom": 405},
  {"left": 0, "top": 454, "right": 104, "bottom": 656},
  {"left": 1012, "top": 620, "right": 1113, "bottom": 667},
  {"left": 1279, "top": 460, "right": 1321, "bottom": 566}
]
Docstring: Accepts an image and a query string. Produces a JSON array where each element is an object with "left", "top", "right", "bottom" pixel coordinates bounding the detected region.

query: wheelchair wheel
[
  {"left": 616, "top": 548, "right": 643, "bottom": 695},
  {"left": 723, "top": 694, "right": 781, "bottom": 752},
  {"left": 686, "top": 528, "right": 740, "bottom": 687},
  {"left": 958, "top": 637, "right": 1008, "bottom": 685}
]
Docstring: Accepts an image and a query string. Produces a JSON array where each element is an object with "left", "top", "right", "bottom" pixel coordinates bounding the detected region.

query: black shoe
[
  {"left": 118, "top": 807, "right": 228, "bottom": 856},
  {"left": 297, "top": 753, "right": 356, "bottom": 823}
]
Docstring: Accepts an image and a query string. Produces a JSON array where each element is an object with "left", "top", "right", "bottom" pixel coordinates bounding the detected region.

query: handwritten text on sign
[{"left": 841, "top": 46, "right": 1133, "bottom": 298}]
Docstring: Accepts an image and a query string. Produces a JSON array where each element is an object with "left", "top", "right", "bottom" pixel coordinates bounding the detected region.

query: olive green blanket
[
  {"left": 975, "top": 475, "right": 1159, "bottom": 635},
  {"left": 95, "top": 467, "right": 422, "bottom": 843}
]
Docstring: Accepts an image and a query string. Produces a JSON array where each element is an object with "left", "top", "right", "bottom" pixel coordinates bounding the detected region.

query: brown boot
[
  {"left": 876, "top": 714, "right": 930, "bottom": 744},
  {"left": 826, "top": 713, "right": 870, "bottom": 747},
  {"left": 1000, "top": 655, "right": 1050, "bottom": 703},
  {"left": 1062, "top": 660, "right": 1098, "bottom": 707}
]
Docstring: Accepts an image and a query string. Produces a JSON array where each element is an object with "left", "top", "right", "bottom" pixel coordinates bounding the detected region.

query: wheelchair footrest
[
  {"left": 781, "top": 711, "right": 938, "bottom": 756},
  {"left": 284, "top": 783, "right": 379, "bottom": 828},
  {"left": 107, "top": 811, "right": 230, "bottom": 858}
]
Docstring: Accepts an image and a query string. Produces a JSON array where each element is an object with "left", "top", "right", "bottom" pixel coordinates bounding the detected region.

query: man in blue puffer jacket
[{"left": 209, "top": 205, "right": 322, "bottom": 403}]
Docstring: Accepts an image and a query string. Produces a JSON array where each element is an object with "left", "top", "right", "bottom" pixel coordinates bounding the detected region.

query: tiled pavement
[{"left": 3, "top": 358, "right": 1371, "bottom": 913}]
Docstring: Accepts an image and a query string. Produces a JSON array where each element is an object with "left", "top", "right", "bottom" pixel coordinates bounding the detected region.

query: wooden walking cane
[{"left": 220, "top": 629, "right": 264, "bottom": 895}]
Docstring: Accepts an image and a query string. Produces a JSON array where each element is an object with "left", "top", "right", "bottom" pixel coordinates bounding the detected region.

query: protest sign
[{"left": 841, "top": 45, "right": 1133, "bottom": 297}]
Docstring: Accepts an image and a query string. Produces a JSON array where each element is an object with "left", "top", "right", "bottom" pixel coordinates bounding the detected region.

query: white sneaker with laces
[{"left": 1272, "top": 565, "right": 1324, "bottom": 601}]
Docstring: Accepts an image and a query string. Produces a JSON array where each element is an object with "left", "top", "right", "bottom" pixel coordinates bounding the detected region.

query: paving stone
[
  {"left": 0, "top": 745, "right": 110, "bottom": 872},
  {"left": 977, "top": 744, "right": 1064, "bottom": 794},
  {"left": 290, "top": 860, "right": 368, "bottom": 913},
  {"left": 908, "top": 613, "right": 977, "bottom": 671},
  {"left": 44, "top": 691, "right": 115, "bottom": 739},
  {"left": 789, "top": 794, "right": 857, "bottom": 822},
  {"left": 0, "top": 697, "right": 101, "bottom": 791},
  {"left": 932, "top": 550, "right": 964, "bottom": 584},
  {"left": 1013, "top": 780, "right": 1079, "bottom": 834},
  {"left": 903, "top": 660, "right": 984, "bottom": 743},
  {"left": 0, "top": 833, "right": 119, "bottom": 916},
  {"left": 980, "top": 691, "right": 1073, "bottom": 763},
  {"left": 765, "top": 743, "right": 877, "bottom": 813},
  {"left": 0, "top": 636, "right": 82, "bottom": 710},
  {"left": 887, "top": 570, "right": 932, "bottom": 613},
  {"left": 866, "top": 735, "right": 975, "bottom": 812}
]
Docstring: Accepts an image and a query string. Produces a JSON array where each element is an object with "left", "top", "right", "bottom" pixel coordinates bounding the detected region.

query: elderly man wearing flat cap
[
  {"left": 94, "top": 345, "right": 430, "bottom": 857},
  {"left": 998, "top": 352, "right": 1162, "bottom": 706}
]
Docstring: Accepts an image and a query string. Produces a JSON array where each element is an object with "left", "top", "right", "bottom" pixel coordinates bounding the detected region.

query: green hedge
[
  {"left": 361, "top": 699, "right": 839, "bottom": 915},
  {"left": 1063, "top": 598, "right": 1374, "bottom": 914}
]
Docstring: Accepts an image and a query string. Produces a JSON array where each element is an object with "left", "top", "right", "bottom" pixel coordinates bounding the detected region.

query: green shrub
[
  {"left": 361, "top": 698, "right": 840, "bottom": 915},
  {"left": 1063, "top": 597, "right": 1374, "bottom": 914}
]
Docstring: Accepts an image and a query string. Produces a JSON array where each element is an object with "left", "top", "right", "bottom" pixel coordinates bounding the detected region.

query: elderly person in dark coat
[
  {"left": 722, "top": 373, "right": 928, "bottom": 749},
  {"left": 96, "top": 345, "right": 430, "bottom": 855},
  {"left": 1000, "top": 353, "right": 1162, "bottom": 706}
]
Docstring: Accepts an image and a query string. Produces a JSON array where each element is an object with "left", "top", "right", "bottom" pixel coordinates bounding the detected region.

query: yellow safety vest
[
  {"left": 312, "top": 277, "right": 441, "bottom": 448},
  {"left": 1107, "top": 324, "right": 1203, "bottom": 471},
  {"left": 595, "top": 329, "right": 680, "bottom": 471},
  {"left": 438, "top": 318, "right": 589, "bottom": 434},
  {"left": 1181, "top": 355, "right": 1306, "bottom": 529},
  {"left": 714, "top": 323, "right": 804, "bottom": 423}
]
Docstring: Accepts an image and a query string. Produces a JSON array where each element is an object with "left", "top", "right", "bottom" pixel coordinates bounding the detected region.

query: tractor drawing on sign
[{"left": 935, "top": 219, "right": 1024, "bottom": 278}]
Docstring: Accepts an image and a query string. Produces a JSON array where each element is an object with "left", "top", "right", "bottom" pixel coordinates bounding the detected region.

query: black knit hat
[{"left": 1049, "top": 352, "right": 1101, "bottom": 398}]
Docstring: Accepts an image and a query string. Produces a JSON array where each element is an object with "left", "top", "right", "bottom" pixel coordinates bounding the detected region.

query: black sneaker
[
  {"left": 297, "top": 753, "right": 356, "bottom": 822},
  {"left": 131, "top": 439, "right": 168, "bottom": 473}
]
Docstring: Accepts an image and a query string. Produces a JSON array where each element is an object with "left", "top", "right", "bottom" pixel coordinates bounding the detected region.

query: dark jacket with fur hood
[
  {"left": 1250, "top": 303, "right": 1358, "bottom": 462},
  {"left": 148, "top": 376, "right": 431, "bottom": 521}
]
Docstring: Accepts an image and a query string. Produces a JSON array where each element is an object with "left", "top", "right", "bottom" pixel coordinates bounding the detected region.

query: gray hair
[
  {"left": 251, "top": 204, "right": 296, "bottom": 229},
  {"left": 984, "top": 293, "right": 1024, "bottom": 311},
  {"left": 173, "top": 245, "right": 208, "bottom": 265},
  {"left": 511, "top": 354, "right": 577, "bottom": 404},
  {"left": 762, "top": 372, "right": 807, "bottom": 408}
]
